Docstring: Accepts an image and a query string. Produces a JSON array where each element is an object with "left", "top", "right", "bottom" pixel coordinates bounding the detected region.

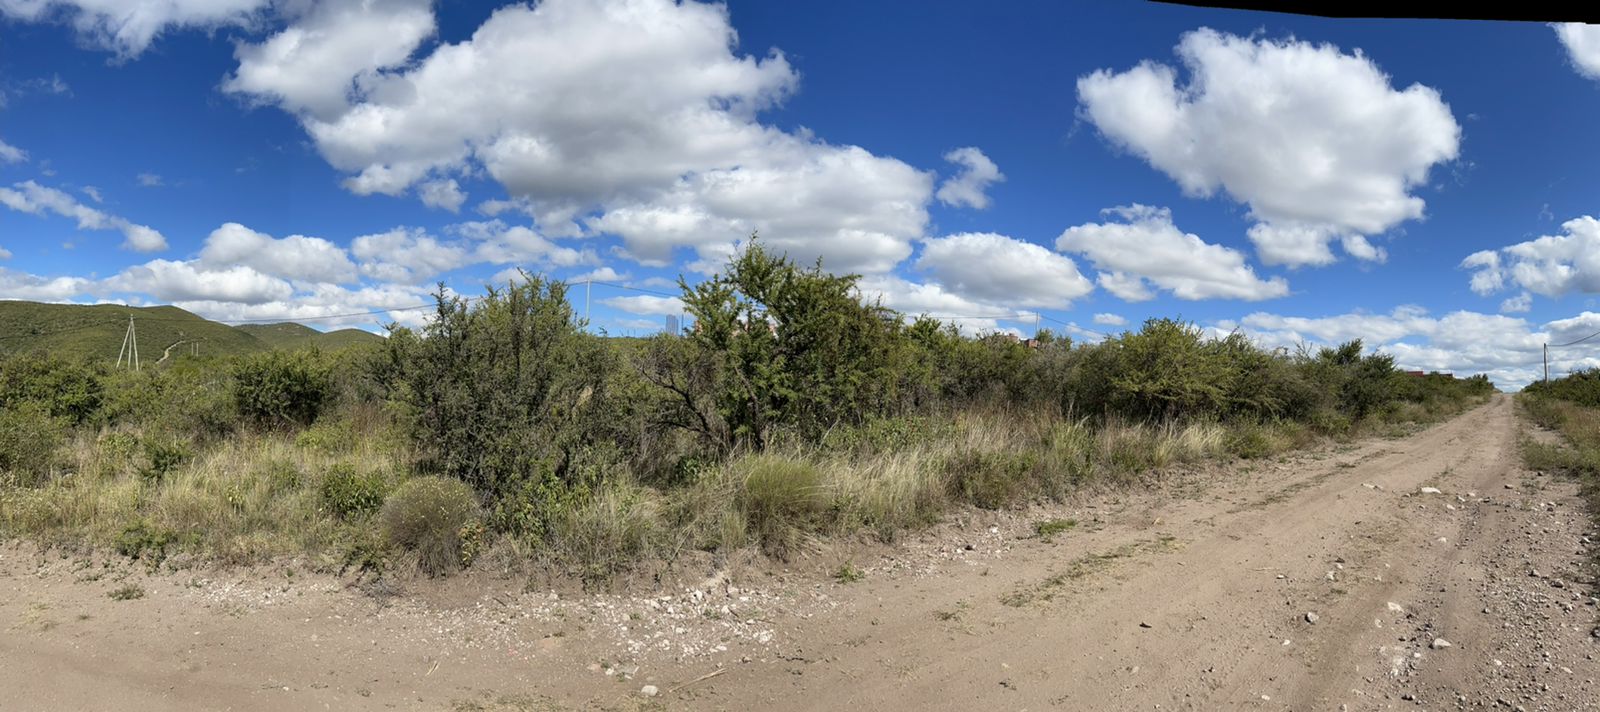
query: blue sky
[{"left": 1, "top": 1, "right": 1599, "bottom": 388}]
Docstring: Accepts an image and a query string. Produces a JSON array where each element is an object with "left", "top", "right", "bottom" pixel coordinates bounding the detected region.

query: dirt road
[{"left": 4, "top": 394, "right": 1598, "bottom": 711}]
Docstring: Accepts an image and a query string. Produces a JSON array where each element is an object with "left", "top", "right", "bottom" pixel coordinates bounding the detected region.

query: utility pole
[
  {"left": 116, "top": 316, "right": 140, "bottom": 371},
  {"left": 585, "top": 279, "right": 591, "bottom": 329},
  {"left": 1544, "top": 342, "right": 1549, "bottom": 383}
]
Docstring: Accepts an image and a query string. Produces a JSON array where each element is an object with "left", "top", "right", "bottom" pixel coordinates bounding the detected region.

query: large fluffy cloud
[
  {"left": 0, "top": 0, "right": 270, "bottom": 57},
  {"left": 1055, "top": 204, "right": 1289, "bottom": 301},
  {"left": 1462, "top": 216, "right": 1600, "bottom": 300},
  {"left": 197, "top": 222, "right": 356, "bottom": 284},
  {"left": 227, "top": 0, "right": 934, "bottom": 275},
  {"left": 935, "top": 147, "right": 1003, "bottom": 210},
  {"left": 104, "top": 259, "right": 293, "bottom": 304},
  {"left": 1555, "top": 23, "right": 1600, "bottom": 80},
  {"left": 854, "top": 274, "right": 1036, "bottom": 335},
  {"left": 0, "top": 180, "right": 167, "bottom": 251},
  {"left": 224, "top": 0, "right": 436, "bottom": 120},
  {"left": 915, "top": 232, "right": 1092, "bottom": 309},
  {"left": 452, "top": 219, "right": 597, "bottom": 270},
  {"left": 1077, "top": 29, "right": 1460, "bottom": 267},
  {"left": 602, "top": 294, "right": 684, "bottom": 316},
  {"left": 0, "top": 267, "right": 88, "bottom": 300},
  {"left": 350, "top": 226, "right": 470, "bottom": 284},
  {"left": 169, "top": 283, "right": 435, "bottom": 330}
]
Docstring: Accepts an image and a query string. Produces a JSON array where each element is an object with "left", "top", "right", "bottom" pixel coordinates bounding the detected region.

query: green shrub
[
  {"left": 260, "top": 458, "right": 303, "bottom": 494},
  {"left": 832, "top": 561, "right": 865, "bottom": 583},
  {"left": 671, "top": 240, "right": 914, "bottom": 451},
  {"left": 91, "top": 431, "right": 141, "bottom": 479},
  {"left": 945, "top": 450, "right": 1038, "bottom": 509},
  {"left": 1226, "top": 423, "right": 1282, "bottom": 460},
  {"left": 233, "top": 350, "right": 332, "bottom": 428},
  {"left": 138, "top": 437, "right": 191, "bottom": 483},
  {"left": 115, "top": 520, "right": 177, "bottom": 562},
  {"left": 0, "top": 402, "right": 67, "bottom": 485},
  {"left": 381, "top": 276, "right": 622, "bottom": 501},
  {"left": 295, "top": 417, "right": 354, "bottom": 453},
  {"left": 380, "top": 476, "right": 479, "bottom": 576},
  {"left": 0, "top": 355, "right": 104, "bottom": 423},
  {"left": 320, "top": 464, "right": 388, "bottom": 519}
]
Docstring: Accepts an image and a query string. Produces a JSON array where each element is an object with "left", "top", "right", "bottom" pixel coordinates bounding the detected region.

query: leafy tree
[
  {"left": 1109, "top": 318, "right": 1233, "bottom": 419},
  {"left": 675, "top": 239, "right": 909, "bottom": 449}
]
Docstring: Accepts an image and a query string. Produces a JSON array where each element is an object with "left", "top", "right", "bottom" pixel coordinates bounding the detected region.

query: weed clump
[
  {"left": 320, "top": 463, "right": 387, "bottom": 519},
  {"left": 1034, "top": 518, "right": 1077, "bottom": 542},
  {"left": 380, "top": 476, "right": 479, "bottom": 576},
  {"left": 108, "top": 584, "right": 145, "bottom": 601}
]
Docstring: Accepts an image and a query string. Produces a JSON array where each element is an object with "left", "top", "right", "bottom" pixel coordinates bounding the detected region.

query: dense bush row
[
  {"left": 1523, "top": 369, "right": 1600, "bottom": 408},
  {"left": 0, "top": 241, "right": 1496, "bottom": 576}
]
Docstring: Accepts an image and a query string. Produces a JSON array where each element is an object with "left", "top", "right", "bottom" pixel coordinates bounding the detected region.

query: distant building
[{"left": 665, "top": 314, "right": 680, "bottom": 336}]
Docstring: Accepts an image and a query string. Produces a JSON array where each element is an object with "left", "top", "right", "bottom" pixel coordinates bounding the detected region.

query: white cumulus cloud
[
  {"left": 1461, "top": 216, "right": 1600, "bottom": 300},
  {"left": 1077, "top": 29, "right": 1459, "bottom": 267},
  {"left": 350, "top": 226, "right": 470, "bottom": 284},
  {"left": 935, "top": 147, "right": 1003, "bottom": 209},
  {"left": 1500, "top": 291, "right": 1532, "bottom": 314},
  {"left": 0, "top": 138, "right": 26, "bottom": 164},
  {"left": 1056, "top": 204, "right": 1289, "bottom": 302},
  {"left": 418, "top": 178, "right": 466, "bottom": 213},
  {"left": 0, "top": 180, "right": 167, "bottom": 251},
  {"left": 1555, "top": 23, "right": 1600, "bottom": 80},
  {"left": 915, "top": 232, "right": 1092, "bottom": 309},
  {"left": 105, "top": 260, "right": 293, "bottom": 304},
  {"left": 854, "top": 274, "right": 1032, "bottom": 335},
  {"left": 0, "top": 0, "right": 271, "bottom": 58},
  {"left": 0, "top": 267, "right": 87, "bottom": 300},
  {"left": 198, "top": 222, "right": 356, "bottom": 284},
  {"left": 224, "top": 0, "right": 436, "bottom": 120},
  {"left": 602, "top": 294, "right": 684, "bottom": 316},
  {"left": 228, "top": 0, "right": 934, "bottom": 276},
  {"left": 453, "top": 219, "right": 597, "bottom": 270}
]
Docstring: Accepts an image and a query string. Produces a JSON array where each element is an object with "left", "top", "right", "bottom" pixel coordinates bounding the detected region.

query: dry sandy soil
[{"left": 4, "top": 394, "right": 1599, "bottom": 711}]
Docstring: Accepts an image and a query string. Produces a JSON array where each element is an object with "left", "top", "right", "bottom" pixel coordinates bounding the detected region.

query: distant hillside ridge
[{"left": 0, "top": 301, "right": 381, "bottom": 361}]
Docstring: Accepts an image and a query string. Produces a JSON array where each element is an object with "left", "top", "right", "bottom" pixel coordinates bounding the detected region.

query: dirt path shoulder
[{"left": 3, "top": 395, "right": 1596, "bottom": 711}]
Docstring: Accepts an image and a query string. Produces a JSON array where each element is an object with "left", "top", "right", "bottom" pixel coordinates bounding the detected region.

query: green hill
[
  {"left": 0, "top": 302, "right": 384, "bottom": 363},
  {"left": 236, "top": 323, "right": 384, "bottom": 350},
  {"left": 0, "top": 301, "right": 269, "bottom": 362}
]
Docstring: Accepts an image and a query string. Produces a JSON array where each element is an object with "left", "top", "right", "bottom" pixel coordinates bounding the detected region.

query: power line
[
  {"left": 581, "top": 280, "right": 680, "bottom": 299},
  {"left": 1550, "top": 328, "right": 1600, "bottom": 349}
]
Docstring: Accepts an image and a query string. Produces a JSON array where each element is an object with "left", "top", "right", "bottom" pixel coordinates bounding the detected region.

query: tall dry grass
[
  {"left": 0, "top": 423, "right": 402, "bottom": 568},
  {"left": 0, "top": 391, "right": 1490, "bottom": 578}
]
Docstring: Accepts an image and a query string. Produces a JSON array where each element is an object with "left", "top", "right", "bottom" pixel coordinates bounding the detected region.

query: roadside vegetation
[
  {"left": 0, "top": 241, "right": 1495, "bottom": 582},
  {"left": 1519, "top": 372, "right": 1600, "bottom": 515}
]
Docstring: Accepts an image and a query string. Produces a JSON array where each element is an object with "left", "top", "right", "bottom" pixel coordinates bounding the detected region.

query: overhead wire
[{"left": 1550, "top": 328, "right": 1600, "bottom": 349}]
